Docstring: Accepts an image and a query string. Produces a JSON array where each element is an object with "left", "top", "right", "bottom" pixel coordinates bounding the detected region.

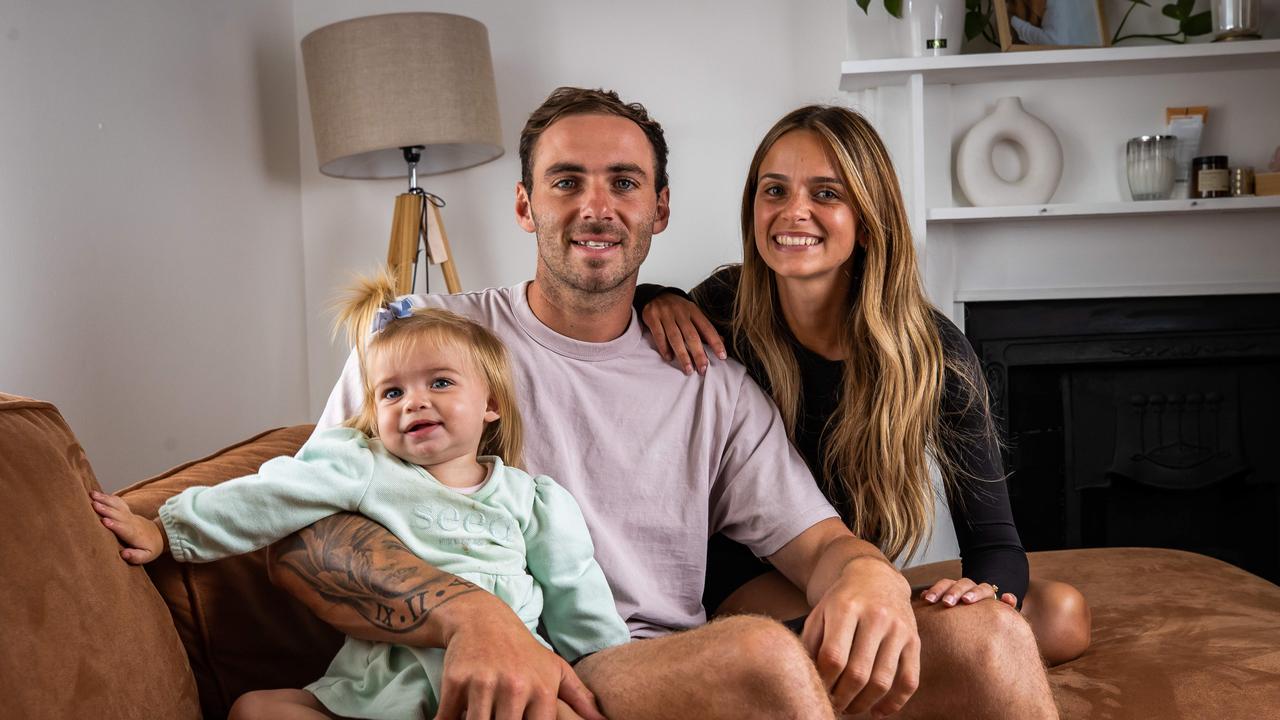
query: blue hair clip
[{"left": 370, "top": 297, "right": 414, "bottom": 334}]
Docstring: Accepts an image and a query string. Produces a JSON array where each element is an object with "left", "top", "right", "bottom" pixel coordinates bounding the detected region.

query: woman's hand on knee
[
  {"left": 640, "top": 294, "right": 725, "bottom": 375},
  {"left": 920, "top": 577, "right": 1017, "bottom": 608}
]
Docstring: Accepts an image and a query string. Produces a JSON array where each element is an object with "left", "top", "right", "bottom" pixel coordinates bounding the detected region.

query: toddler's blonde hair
[{"left": 333, "top": 273, "right": 524, "bottom": 469}]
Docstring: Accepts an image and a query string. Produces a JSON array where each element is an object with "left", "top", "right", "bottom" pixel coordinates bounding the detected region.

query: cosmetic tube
[{"left": 1166, "top": 116, "right": 1204, "bottom": 199}]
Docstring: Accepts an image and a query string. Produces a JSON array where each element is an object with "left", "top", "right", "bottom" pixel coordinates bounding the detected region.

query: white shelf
[
  {"left": 927, "top": 196, "right": 1280, "bottom": 223},
  {"left": 839, "top": 39, "right": 1280, "bottom": 91}
]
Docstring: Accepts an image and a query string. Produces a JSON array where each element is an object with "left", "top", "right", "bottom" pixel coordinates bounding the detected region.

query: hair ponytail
[{"left": 332, "top": 270, "right": 401, "bottom": 357}]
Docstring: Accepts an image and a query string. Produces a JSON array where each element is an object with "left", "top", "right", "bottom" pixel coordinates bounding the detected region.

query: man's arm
[
  {"left": 266, "top": 513, "right": 606, "bottom": 720},
  {"left": 768, "top": 517, "right": 920, "bottom": 719},
  {"left": 266, "top": 512, "right": 480, "bottom": 642}
]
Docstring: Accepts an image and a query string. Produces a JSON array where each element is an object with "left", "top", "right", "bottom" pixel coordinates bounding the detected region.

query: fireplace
[{"left": 965, "top": 294, "right": 1280, "bottom": 583}]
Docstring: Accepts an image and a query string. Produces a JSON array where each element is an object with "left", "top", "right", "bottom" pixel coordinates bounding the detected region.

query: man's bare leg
[
  {"left": 717, "top": 572, "right": 1057, "bottom": 719},
  {"left": 229, "top": 689, "right": 341, "bottom": 720},
  {"left": 574, "top": 615, "right": 835, "bottom": 720},
  {"left": 893, "top": 598, "right": 1056, "bottom": 719}
]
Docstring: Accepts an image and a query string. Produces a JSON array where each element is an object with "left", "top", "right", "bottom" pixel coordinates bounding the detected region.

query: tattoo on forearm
[{"left": 274, "top": 513, "right": 480, "bottom": 634}]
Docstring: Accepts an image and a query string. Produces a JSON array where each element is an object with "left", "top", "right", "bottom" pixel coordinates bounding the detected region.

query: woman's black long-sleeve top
[{"left": 635, "top": 265, "right": 1028, "bottom": 613}]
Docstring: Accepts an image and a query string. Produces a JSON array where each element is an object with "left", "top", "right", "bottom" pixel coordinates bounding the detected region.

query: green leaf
[
  {"left": 1182, "top": 10, "right": 1212, "bottom": 36},
  {"left": 857, "top": 0, "right": 871, "bottom": 13},
  {"left": 965, "top": 10, "right": 986, "bottom": 39},
  {"left": 1162, "top": 3, "right": 1183, "bottom": 20},
  {"left": 1177, "top": 0, "right": 1195, "bottom": 16},
  {"left": 884, "top": 0, "right": 904, "bottom": 18}
]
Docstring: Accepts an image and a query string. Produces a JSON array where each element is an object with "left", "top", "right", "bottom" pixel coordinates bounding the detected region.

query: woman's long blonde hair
[
  {"left": 730, "top": 106, "right": 995, "bottom": 562},
  {"left": 332, "top": 272, "right": 524, "bottom": 469}
]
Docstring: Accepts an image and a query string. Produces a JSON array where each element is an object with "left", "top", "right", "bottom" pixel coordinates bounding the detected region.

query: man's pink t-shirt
[{"left": 318, "top": 282, "right": 837, "bottom": 638}]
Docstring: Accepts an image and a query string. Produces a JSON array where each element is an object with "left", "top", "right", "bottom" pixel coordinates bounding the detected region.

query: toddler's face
[{"left": 367, "top": 341, "right": 499, "bottom": 471}]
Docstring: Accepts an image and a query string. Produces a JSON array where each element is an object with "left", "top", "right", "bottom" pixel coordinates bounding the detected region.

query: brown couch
[{"left": 3, "top": 392, "right": 1279, "bottom": 719}]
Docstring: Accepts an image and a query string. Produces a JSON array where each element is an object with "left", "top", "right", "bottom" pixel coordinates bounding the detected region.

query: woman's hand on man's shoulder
[{"left": 640, "top": 293, "right": 726, "bottom": 376}]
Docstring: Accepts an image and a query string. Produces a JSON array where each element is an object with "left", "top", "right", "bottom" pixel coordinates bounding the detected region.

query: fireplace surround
[{"left": 965, "top": 293, "right": 1280, "bottom": 582}]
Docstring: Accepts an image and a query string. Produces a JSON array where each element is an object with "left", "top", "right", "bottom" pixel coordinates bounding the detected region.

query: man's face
[{"left": 516, "top": 113, "right": 670, "bottom": 298}]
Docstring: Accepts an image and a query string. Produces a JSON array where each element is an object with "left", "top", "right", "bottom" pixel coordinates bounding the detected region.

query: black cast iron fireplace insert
[{"left": 965, "top": 294, "right": 1280, "bottom": 583}]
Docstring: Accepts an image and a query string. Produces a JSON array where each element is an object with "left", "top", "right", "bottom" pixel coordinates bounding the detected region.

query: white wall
[
  {"left": 2, "top": 0, "right": 1035, "bottom": 561},
  {"left": 294, "top": 0, "right": 852, "bottom": 416},
  {"left": 0, "top": 0, "right": 309, "bottom": 490}
]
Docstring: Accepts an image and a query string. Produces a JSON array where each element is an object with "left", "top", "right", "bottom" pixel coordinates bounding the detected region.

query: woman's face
[{"left": 752, "top": 130, "right": 858, "bottom": 286}]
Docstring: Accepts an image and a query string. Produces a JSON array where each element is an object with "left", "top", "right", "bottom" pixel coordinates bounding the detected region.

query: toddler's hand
[{"left": 91, "top": 491, "right": 165, "bottom": 564}]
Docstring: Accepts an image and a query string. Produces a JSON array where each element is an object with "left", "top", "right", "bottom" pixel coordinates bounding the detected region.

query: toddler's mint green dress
[{"left": 159, "top": 427, "right": 629, "bottom": 719}]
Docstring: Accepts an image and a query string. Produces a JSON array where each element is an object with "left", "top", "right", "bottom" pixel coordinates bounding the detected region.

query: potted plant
[
  {"left": 1111, "top": 0, "right": 1212, "bottom": 45},
  {"left": 853, "top": 1, "right": 1001, "bottom": 55}
]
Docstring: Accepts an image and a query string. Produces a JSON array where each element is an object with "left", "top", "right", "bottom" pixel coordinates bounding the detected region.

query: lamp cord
[{"left": 411, "top": 190, "right": 447, "bottom": 295}]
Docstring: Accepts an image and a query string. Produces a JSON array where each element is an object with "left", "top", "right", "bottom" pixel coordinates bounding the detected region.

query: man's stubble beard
[{"left": 533, "top": 214, "right": 654, "bottom": 309}]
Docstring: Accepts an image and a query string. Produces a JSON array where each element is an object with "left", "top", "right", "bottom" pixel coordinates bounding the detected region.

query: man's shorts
[{"left": 782, "top": 616, "right": 808, "bottom": 635}]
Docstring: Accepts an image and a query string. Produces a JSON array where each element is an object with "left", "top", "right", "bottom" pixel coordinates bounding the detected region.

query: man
[{"left": 270, "top": 87, "right": 1057, "bottom": 720}]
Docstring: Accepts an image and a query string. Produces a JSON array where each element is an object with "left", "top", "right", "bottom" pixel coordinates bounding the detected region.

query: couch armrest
[
  {"left": 0, "top": 393, "right": 200, "bottom": 719},
  {"left": 120, "top": 423, "right": 344, "bottom": 719}
]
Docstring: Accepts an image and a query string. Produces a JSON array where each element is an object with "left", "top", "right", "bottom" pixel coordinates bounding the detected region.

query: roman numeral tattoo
[{"left": 273, "top": 513, "right": 479, "bottom": 633}]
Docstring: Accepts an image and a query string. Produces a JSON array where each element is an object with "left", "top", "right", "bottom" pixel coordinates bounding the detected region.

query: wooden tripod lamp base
[{"left": 386, "top": 191, "right": 461, "bottom": 296}]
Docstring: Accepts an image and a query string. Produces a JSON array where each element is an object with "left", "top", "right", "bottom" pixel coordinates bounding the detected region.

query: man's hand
[
  {"left": 434, "top": 593, "right": 606, "bottom": 720},
  {"left": 801, "top": 555, "right": 920, "bottom": 718},
  {"left": 768, "top": 520, "right": 920, "bottom": 718}
]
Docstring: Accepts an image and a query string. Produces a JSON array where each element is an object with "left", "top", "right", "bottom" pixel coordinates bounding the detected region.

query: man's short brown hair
[{"left": 518, "top": 87, "right": 669, "bottom": 195}]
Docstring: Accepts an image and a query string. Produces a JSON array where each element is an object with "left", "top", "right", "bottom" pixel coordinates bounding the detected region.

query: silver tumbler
[{"left": 1212, "top": 0, "right": 1262, "bottom": 41}]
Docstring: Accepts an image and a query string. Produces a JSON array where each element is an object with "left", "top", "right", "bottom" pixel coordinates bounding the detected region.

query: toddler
[{"left": 91, "top": 275, "right": 629, "bottom": 719}]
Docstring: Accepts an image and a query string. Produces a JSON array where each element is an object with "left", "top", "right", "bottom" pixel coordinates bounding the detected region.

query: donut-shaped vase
[{"left": 956, "top": 97, "right": 1063, "bottom": 206}]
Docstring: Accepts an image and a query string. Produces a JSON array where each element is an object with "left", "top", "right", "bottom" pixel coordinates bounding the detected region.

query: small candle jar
[
  {"left": 1192, "top": 156, "right": 1230, "bottom": 198},
  {"left": 1125, "top": 135, "right": 1177, "bottom": 201}
]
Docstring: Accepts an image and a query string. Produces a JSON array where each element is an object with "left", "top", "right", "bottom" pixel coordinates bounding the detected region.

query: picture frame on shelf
[{"left": 995, "top": 0, "right": 1109, "bottom": 51}]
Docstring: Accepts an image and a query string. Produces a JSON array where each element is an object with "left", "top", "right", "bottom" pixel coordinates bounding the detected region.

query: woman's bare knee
[
  {"left": 715, "top": 571, "right": 810, "bottom": 620},
  {"left": 1024, "top": 579, "right": 1091, "bottom": 665}
]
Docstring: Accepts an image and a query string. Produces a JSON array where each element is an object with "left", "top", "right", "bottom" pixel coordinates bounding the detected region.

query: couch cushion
[
  {"left": 119, "top": 423, "right": 343, "bottom": 719},
  {"left": 0, "top": 393, "right": 200, "bottom": 719},
  {"left": 904, "top": 547, "right": 1280, "bottom": 719}
]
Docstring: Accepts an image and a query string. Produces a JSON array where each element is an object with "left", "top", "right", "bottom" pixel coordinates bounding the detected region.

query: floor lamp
[{"left": 301, "top": 12, "right": 504, "bottom": 295}]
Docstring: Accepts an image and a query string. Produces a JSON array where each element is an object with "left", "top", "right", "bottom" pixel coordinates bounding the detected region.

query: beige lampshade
[{"left": 301, "top": 12, "right": 503, "bottom": 179}]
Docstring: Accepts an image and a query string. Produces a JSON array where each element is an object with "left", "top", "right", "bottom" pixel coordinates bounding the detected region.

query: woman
[{"left": 637, "top": 105, "right": 1090, "bottom": 665}]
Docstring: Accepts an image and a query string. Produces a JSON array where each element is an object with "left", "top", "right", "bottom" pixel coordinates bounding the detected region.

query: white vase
[
  {"left": 897, "top": 0, "right": 966, "bottom": 57},
  {"left": 956, "top": 97, "right": 1063, "bottom": 207}
]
